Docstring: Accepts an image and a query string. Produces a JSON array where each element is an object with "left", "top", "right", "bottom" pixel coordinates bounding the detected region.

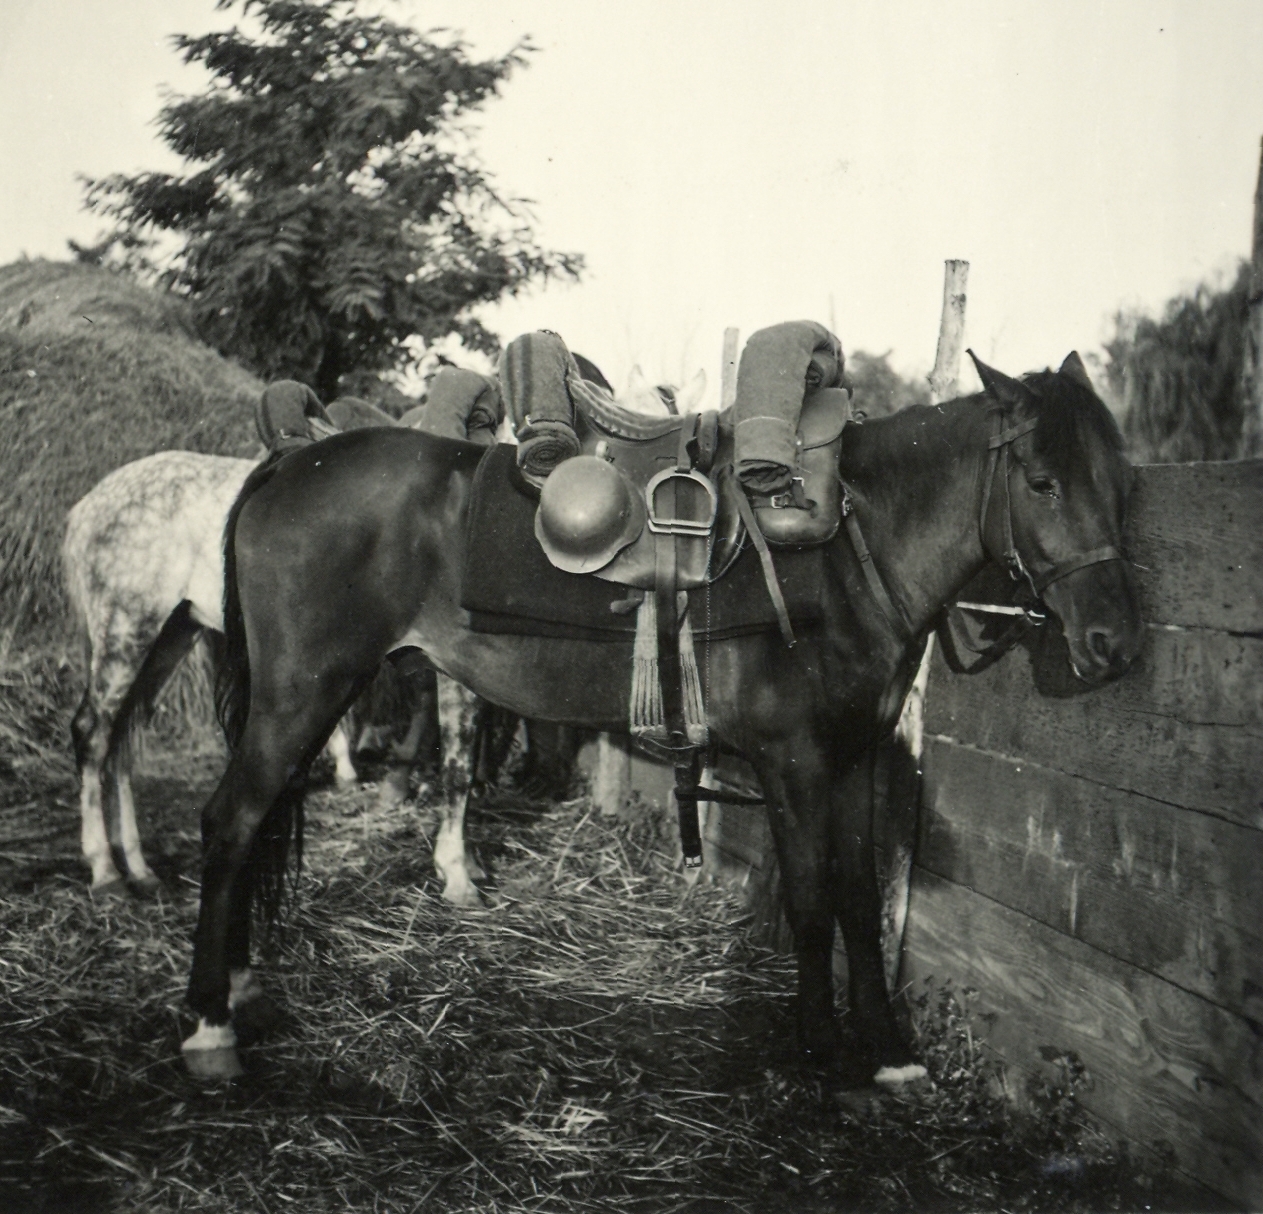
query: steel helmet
[{"left": 535, "top": 455, "right": 645, "bottom": 574}]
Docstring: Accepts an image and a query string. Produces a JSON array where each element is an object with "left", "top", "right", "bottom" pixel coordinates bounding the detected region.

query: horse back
[{"left": 231, "top": 428, "right": 485, "bottom": 655}]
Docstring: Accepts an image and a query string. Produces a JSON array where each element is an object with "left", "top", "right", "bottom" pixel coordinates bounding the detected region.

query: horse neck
[{"left": 838, "top": 397, "right": 993, "bottom": 635}]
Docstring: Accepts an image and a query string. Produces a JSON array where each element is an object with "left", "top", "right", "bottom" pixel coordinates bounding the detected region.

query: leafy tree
[
  {"left": 847, "top": 349, "right": 931, "bottom": 418},
  {"left": 1102, "top": 262, "right": 1250, "bottom": 462},
  {"left": 79, "top": 0, "right": 582, "bottom": 399}
]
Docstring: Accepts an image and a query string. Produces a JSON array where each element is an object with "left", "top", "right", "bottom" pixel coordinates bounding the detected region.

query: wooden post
[
  {"left": 699, "top": 330, "right": 742, "bottom": 847},
  {"left": 880, "top": 259, "right": 969, "bottom": 988},
  {"left": 721, "top": 327, "right": 740, "bottom": 411},
  {"left": 1244, "top": 137, "right": 1263, "bottom": 456},
  {"left": 592, "top": 731, "right": 631, "bottom": 817}
]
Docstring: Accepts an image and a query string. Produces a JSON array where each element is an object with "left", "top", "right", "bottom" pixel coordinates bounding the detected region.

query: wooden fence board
[
  {"left": 901, "top": 873, "right": 1263, "bottom": 1210},
  {"left": 919, "top": 739, "right": 1263, "bottom": 1018},
  {"left": 924, "top": 628, "right": 1263, "bottom": 828},
  {"left": 1127, "top": 462, "right": 1263, "bottom": 632}
]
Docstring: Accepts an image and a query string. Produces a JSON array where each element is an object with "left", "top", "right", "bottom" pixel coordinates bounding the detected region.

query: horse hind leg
[
  {"left": 432, "top": 672, "right": 483, "bottom": 906},
  {"left": 185, "top": 694, "right": 340, "bottom": 1078},
  {"left": 71, "top": 689, "right": 124, "bottom": 891},
  {"left": 105, "top": 604, "right": 204, "bottom": 890},
  {"left": 115, "top": 769, "right": 159, "bottom": 893}
]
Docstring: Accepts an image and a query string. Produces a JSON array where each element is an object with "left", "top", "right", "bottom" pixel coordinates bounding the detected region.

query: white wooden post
[
  {"left": 690, "top": 327, "right": 741, "bottom": 870},
  {"left": 592, "top": 731, "right": 631, "bottom": 817},
  {"left": 881, "top": 259, "right": 969, "bottom": 988}
]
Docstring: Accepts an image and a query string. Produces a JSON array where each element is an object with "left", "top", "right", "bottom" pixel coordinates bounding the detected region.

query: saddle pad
[{"left": 461, "top": 445, "right": 824, "bottom": 642}]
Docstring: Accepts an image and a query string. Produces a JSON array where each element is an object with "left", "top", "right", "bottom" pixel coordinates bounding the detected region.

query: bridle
[
  {"left": 980, "top": 411, "right": 1123, "bottom": 601},
  {"left": 839, "top": 407, "right": 1125, "bottom": 650}
]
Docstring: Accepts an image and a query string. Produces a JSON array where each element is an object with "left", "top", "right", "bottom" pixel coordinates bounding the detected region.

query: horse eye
[{"left": 1029, "top": 475, "right": 1059, "bottom": 497}]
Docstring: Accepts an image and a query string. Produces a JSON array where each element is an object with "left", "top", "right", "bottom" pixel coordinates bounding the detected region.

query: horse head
[{"left": 969, "top": 351, "right": 1143, "bottom": 685}]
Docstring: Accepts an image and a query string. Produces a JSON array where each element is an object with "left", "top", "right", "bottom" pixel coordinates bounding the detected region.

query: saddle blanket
[{"left": 461, "top": 445, "right": 824, "bottom": 642}]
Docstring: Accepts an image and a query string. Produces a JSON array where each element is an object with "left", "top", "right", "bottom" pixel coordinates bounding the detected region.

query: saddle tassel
[{"left": 629, "top": 594, "right": 707, "bottom": 747}]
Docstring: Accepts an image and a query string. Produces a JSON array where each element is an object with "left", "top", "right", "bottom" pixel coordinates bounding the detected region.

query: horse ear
[
  {"left": 677, "top": 367, "right": 707, "bottom": 413},
  {"left": 967, "top": 349, "right": 1035, "bottom": 411},
  {"left": 1057, "top": 351, "right": 1094, "bottom": 391},
  {"left": 625, "top": 365, "right": 650, "bottom": 399}
]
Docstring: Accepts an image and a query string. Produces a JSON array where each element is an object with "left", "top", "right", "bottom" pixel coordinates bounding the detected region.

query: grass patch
[{"left": 0, "top": 760, "right": 1184, "bottom": 1212}]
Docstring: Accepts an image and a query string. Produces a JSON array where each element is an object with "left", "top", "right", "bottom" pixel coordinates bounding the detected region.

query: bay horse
[{"left": 182, "top": 352, "right": 1142, "bottom": 1084}]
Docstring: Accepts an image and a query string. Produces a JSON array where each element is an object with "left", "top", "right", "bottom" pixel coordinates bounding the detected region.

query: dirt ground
[{"left": 0, "top": 745, "right": 1201, "bottom": 1214}]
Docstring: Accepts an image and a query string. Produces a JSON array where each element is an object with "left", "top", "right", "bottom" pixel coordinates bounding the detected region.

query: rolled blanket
[
  {"left": 733, "top": 321, "right": 847, "bottom": 495},
  {"left": 515, "top": 418, "right": 582, "bottom": 483},
  {"left": 500, "top": 331, "right": 583, "bottom": 485},
  {"left": 254, "top": 380, "right": 335, "bottom": 453},
  {"left": 412, "top": 367, "right": 504, "bottom": 445}
]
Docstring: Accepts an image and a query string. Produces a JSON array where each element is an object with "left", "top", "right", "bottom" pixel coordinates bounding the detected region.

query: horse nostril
[{"left": 1086, "top": 626, "right": 1118, "bottom": 666}]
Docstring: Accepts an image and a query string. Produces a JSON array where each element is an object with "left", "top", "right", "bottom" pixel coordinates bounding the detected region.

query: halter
[
  {"left": 979, "top": 412, "right": 1123, "bottom": 599},
  {"left": 839, "top": 408, "right": 1124, "bottom": 643}
]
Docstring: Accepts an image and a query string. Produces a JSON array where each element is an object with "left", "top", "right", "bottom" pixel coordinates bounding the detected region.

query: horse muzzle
[{"left": 1042, "top": 561, "right": 1144, "bottom": 685}]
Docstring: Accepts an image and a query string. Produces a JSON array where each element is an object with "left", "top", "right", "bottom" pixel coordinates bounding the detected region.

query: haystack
[{"left": 0, "top": 259, "right": 261, "bottom": 640}]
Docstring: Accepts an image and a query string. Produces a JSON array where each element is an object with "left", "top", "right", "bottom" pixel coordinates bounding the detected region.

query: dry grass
[
  {"left": 0, "top": 259, "right": 260, "bottom": 639},
  {"left": 0, "top": 754, "right": 1175, "bottom": 1214}
]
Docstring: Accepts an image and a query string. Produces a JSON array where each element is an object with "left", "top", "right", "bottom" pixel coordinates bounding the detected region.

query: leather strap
[
  {"left": 1032, "top": 545, "right": 1122, "bottom": 594},
  {"left": 733, "top": 485, "right": 795, "bottom": 648},
  {"left": 654, "top": 471, "right": 704, "bottom": 868},
  {"left": 841, "top": 495, "right": 909, "bottom": 637}
]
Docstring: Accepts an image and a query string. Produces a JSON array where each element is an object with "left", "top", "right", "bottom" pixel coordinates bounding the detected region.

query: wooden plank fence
[{"left": 695, "top": 458, "right": 1262, "bottom": 1208}]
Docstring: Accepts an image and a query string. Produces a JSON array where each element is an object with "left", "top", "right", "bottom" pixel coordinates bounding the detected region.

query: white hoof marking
[
  {"left": 873, "top": 1063, "right": 928, "bottom": 1088},
  {"left": 440, "top": 875, "right": 484, "bottom": 908},
  {"left": 182, "top": 1020, "right": 238, "bottom": 1053}
]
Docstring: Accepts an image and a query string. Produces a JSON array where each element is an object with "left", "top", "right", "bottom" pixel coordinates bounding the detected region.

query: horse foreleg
[
  {"left": 832, "top": 750, "right": 926, "bottom": 1086},
  {"left": 432, "top": 672, "right": 482, "bottom": 906},
  {"left": 376, "top": 708, "right": 427, "bottom": 808},
  {"left": 325, "top": 720, "right": 359, "bottom": 790},
  {"left": 760, "top": 758, "right": 838, "bottom": 1070}
]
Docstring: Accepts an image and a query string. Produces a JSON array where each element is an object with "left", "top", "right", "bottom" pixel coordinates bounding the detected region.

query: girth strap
[{"left": 658, "top": 430, "right": 705, "bottom": 868}]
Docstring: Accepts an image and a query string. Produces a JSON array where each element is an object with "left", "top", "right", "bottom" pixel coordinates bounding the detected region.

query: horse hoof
[
  {"left": 129, "top": 873, "right": 163, "bottom": 898},
  {"left": 376, "top": 778, "right": 409, "bottom": 809},
  {"left": 183, "top": 1046, "right": 244, "bottom": 1081},
  {"left": 182, "top": 1020, "right": 242, "bottom": 1080},
  {"left": 873, "top": 1062, "right": 929, "bottom": 1090},
  {"left": 335, "top": 774, "right": 359, "bottom": 792},
  {"left": 441, "top": 880, "right": 484, "bottom": 909},
  {"left": 89, "top": 877, "right": 128, "bottom": 899}
]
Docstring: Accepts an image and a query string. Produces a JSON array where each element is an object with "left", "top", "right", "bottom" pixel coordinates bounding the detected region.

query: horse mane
[{"left": 1019, "top": 369, "right": 1125, "bottom": 479}]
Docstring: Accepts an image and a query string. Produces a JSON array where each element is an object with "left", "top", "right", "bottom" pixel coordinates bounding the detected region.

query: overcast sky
[{"left": 2, "top": 0, "right": 1261, "bottom": 400}]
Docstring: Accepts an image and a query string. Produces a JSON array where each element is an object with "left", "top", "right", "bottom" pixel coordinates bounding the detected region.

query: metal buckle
[
  {"left": 645, "top": 469, "right": 718, "bottom": 536},
  {"left": 769, "top": 476, "right": 806, "bottom": 510}
]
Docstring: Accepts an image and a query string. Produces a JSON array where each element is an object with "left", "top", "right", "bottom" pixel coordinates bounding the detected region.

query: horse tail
[
  {"left": 248, "top": 780, "right": 305, "bottom": 935},
  {"left": 215, "top": 453, "right": 306, "bottom": 933},
  {"left": 215, "top": 455, "right": 283, "bottom": 752}
]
